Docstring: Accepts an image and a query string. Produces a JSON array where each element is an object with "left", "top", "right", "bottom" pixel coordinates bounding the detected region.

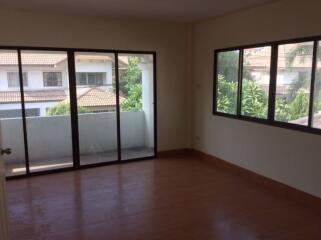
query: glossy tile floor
[{"left": 6, "top": 155, "right": 321, "bottom": 240}]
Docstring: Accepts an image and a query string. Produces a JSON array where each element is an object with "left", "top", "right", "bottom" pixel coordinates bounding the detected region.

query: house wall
[
  {"left": 0, "top": 60, "right": 113, "bottom": 90},
  {"left": 192, "top": 0, "right": 321, "bottom": 198},
  {"left": 75, "top": 60, "right": 113, "bottom": 86},
  {"left": 0, "top": 66, "right": 69, "bottom": 90},
  {"left": 0, "top": 9, "right": 189, "bottom": 151}
]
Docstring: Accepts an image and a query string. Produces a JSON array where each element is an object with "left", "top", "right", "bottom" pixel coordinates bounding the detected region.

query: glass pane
[
  {"left": 118, "top": 54, "right": 155, "bottom": 160},
  {"left": 241, "top": 46, "right": 271, "bottom": 119},
  {"left": 21, "top": 50, "right": 73, "bottom": 172},
  {"left": 275, "top": 42, "right": 313, "bottom": 125},
  {"left": 216, "top": 50, "right": 239, "bottom": 114},
  {"left": 75, "top": 52, "right": 118, "bottom": 165},
  {"left": 312, "top": 42, "right": 321, "bottom": 128},
  {"left": 0, "top": 50, "right": 27, "bottom": 176}
]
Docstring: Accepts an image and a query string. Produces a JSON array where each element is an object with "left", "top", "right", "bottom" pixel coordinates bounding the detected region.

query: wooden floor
[{"left": 6, "top": 154, "right": 321, "bottom": 240}]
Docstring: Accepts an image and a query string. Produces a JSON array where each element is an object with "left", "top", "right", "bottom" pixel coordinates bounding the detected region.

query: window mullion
[
  {"left": 237, "top": 49, "right": 244, "bottom": 116},
  {"left": 17, "top": 49, "right": 30, "bottom": 174},
  {"left": 268, "top": 44, "right": 278, "bottom": 122},
  {"left": 308, "top": 41, "right": 318, "bottom": 127}
]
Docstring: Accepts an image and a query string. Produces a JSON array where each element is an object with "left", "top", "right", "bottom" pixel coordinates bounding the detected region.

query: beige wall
[
  {"left": 192, "top": 0, "right": 321, "bottom": 198},
  {"left": 0, "top": 9, "right": 190, "bottom": 152}
]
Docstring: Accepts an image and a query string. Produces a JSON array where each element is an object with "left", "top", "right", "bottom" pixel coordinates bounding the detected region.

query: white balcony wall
[
  {"left": 0, "top": 102, "right": 59, "bottom": 117},
  {"left": 0, "top": 111, "right": 145, "bottom": 163}
]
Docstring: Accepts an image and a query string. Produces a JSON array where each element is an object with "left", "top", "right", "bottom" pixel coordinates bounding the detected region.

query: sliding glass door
[
  {"left": 118, "top": 54, "right": 155, "bottom": 160},
  {"left": 75, "top": 52, "right": 118, "bottom": 165},
  {"left": 20, "top": 50, "right": 73, "bottom": 173},
  {"left": 1, "top": 48, "right": 156, "bottom": 177}
]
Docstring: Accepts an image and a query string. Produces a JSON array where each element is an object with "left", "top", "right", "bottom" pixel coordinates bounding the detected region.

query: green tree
[
  {"left": 275, "top": 97, "right": 292, "bottom": 122},
  {"left": 121, "top": 84, "right": 142, "bottom": 111},
  {"left": 119, "top": 56, "right": 143, "bottom": 111},
  {"left": 288, "top": 89, "right": 309, "bottom": 119},
  {"left": 217, "top": 74, "right": 238, "bottom": 114},
  {"left": 275, "top": 89, "right": 309, "bottom": 122},
  {"left": 119, "top": 56, "right": 142, "bottom": 97},
  {"left": 241, "top": 79, "right": 268, "bottom": 118},
  {"left": 47, "top": 102, "right": 90, "bottom": 116}
]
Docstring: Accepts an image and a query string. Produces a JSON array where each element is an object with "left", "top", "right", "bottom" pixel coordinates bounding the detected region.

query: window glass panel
[
  {"left": 118, "top": 54, "right": 155, "bottom": 160},
  {"left": 21, "top": 50, "right": 73, "bottom": 173},
  {"left": 241, "top": 46, "right": 271, "bottom": 119},
  {"left": 75, "top": 52, "right": 118, "bottom": 165},
  {"left": 312, "top": 41, "right": 321, "bottom": 128},
  {"left": 216, "top": 50, "right": 239, "bottom": 114},
  {"left": 0, "top": 50, "right": 27, "bottom": 176},
  {"left": 275, "top": 42, "right": 313, "bottom": 125}
]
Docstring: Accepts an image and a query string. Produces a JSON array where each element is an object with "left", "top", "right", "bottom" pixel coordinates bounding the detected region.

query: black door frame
[{"left": 2, "top": 46, "right": 157, "bottom": 179}]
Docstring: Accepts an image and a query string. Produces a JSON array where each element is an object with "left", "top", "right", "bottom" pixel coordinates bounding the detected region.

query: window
[
  {"left": 241, "top": 46, "right": 271, "bottom": 119},
  {"left": 215, "top": 50, "right": 239, "bottom": 114},
  {"left": 275, "top": 42, "right": 313, "bottom": 125},
  {"left": 214, "top": 37, "right": 321, "bottom": 135},
  {"left": 43, "top": 72, "right": 62, "bottom": 87},
  {"left": 76, "top": 72, "right": 106, "bottom": 86},
  {"left": 7, "top": 72, "right": 28, "bottom": 88}
]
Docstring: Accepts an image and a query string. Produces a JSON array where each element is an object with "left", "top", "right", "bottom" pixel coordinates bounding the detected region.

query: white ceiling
[{"left": 0, "top": 0, "right": 277, "bottom": 22}]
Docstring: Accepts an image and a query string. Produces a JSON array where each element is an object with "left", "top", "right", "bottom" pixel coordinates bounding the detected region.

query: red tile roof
[{"left": 0, "top": 88, "right": 124, "bottom": 107}]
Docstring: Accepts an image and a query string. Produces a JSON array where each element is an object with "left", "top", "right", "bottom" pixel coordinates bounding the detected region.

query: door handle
[{"left": 1, "top": 148, "right": 12, "bottom": 155}]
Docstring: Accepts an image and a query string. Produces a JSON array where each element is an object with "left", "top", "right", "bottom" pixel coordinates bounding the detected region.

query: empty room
[{"left": 0, "top": 0, "right": 321, "bottom": 239}]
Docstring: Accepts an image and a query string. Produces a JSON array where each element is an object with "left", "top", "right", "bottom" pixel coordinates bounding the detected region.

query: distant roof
[
  {"left": 0, "top": 90, "right": 66, "bottom": 103},
  {"left": 74, "top": 87, "right": 125, "bottom": 107},
  {"left": 0, "top": 87, "right": 124, "bottom": 107},
  {"left": 0, "top": 52, "right": 67, "bottom": 66},
  {"left": 0, "top": 52, "right": 128, "bottom": 67}
]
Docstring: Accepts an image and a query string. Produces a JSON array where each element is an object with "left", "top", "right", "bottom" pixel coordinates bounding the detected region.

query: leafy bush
[
  {"left": 121, "top": 84, "right": 142, "bottom": 111},
  {"left": 275, "top": 89, "right": 309, "bottom": 122},
  {"left": 241, "top": 79, "right": 268, "bottom": 118},
  {"left": 119, "top": 56, "right": 143, "bottom": 111},
  {"left": 47, "top": 102, "right": 90, "bottom": 116},
  {"left": 216, "top": 74, "right": 237, "bottom": 114},
  {"left": 275, "top": 97, "right": 292, "bottom": 122}
]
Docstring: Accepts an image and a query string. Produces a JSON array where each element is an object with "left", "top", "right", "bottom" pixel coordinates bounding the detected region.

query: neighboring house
[
  {"left": 0, "top": 52, "right": 127, "bottom": 118},
  {"left": 244, "top": 45, "right": 312, "bottom": 97},
  {"left": 0, "top": 88, "right": 125, "bottom": 118}
]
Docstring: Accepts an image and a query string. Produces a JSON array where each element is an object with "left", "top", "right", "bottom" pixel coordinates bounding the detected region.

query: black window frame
[{"left": 213, "top": 35, "right": 321, "bottom": 136}]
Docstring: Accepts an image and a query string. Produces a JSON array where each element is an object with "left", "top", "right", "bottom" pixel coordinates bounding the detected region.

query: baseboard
[
  {"left": 158, "top": 148, "right": 321, "bottom": 213},
  {"left": 157, "top": 148, "right": 194, "bottom": 158}
]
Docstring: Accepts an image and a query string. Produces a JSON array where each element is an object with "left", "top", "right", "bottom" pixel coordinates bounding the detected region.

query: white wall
[
  {"left": 0, "top": 112, "right": 145, "bottom": 162},
  {"left": 192, "top": 0, "right": 321, "bottom": 198},
  {"left": 0, "top": 9, "right": 189, "bottom": 151}
]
